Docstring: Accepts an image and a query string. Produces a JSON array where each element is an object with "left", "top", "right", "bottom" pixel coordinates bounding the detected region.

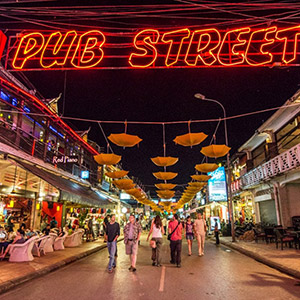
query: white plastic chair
[
  {"left": 32, "top": 235, "right": 50, "bottom": 257},
  {"left": 44, "top": 233, "right": 57, "bottom": 253},
  {"left": 8, "top": 236, "right": 39, "bottom": 262},
  {"left": 64, "top": 231, "right": 80, "bottom": 247},
  {"left": 54, "top": 232, "right": 68, "bottom": 250}
]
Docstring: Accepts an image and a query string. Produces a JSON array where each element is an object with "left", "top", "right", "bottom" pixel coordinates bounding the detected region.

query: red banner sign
[{"left": 3, "top": 25, "right": 300, "bottom": 70}]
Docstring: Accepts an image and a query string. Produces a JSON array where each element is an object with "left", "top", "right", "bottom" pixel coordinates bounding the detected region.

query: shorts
[
  {"left": 125, "top": 240, "right": 138, "bottom": 255},
  {"left": 186, "top": 234, "right": 194, "bottom": 240}
]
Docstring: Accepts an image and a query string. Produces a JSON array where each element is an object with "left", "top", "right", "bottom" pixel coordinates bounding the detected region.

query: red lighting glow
[{"left": 3, "top": 25, "right": 300, "bottom": 70}]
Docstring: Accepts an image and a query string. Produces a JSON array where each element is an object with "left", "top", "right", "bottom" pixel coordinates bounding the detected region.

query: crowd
[{"left": 105, "top": 212, "right": 216, "bottom": 273}]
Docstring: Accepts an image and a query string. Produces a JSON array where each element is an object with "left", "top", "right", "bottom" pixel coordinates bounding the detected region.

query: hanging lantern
[
  {"left": 9, "top": 200, "right": 14, "bottom": 208},
  {"left": 108, "top": 133, "right": 142, "bottom": 148},
  {"left": 70, "top": 207, "right": 74, "bottom": 213},
  {"left": 151, "top": 156, "right": 179, "bottom": 167},
  {"left": 200, "top": 144, "right": 231, "bottom": 158},
  {"left": 94, "top": 153, "right": 122, "bottom": 165}
]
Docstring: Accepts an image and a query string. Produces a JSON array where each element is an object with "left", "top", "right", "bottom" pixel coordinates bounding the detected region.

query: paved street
[{"left": 0, "top": 235, "right": 299, "bottom": 300}]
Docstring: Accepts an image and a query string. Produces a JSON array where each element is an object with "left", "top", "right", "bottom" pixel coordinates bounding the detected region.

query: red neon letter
[
  {"left": 161, "top": 28, "right": 190, "bottom": 67},
  {"left": 12, "top": 32, "right": 44, "bottom": 69},
  {"left": 0, "top": 31, "right": 7, "bottom": 61},
  {"left": 276, "top": 25, "right": 300, "bottom": 64},
  {"left": 185, "top": 29, "right": 221, "bottom": 66},
  {"left": 40, "top": 31, "right": 77, "bottom": 68},
  {"left": 129, "top": 29, "right": 159, "bottom": 68},
  {"left": 71, "top": 30, "right": 105, "bottom": 69},
  {"left": 245, "top": 27, "right": 277, "bottom": 66},
  {"left": 218, "top": 27, "right": 250, "bottom": 66}
]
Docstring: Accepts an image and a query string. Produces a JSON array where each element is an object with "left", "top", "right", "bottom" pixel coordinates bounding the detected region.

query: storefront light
[{"left": 121, "top": 207, "right": 127, "bottom": 214}]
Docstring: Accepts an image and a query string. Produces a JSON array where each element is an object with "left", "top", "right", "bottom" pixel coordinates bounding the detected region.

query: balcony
[{"left": 238, "top": 143, "right": 300, "bottom": 188}]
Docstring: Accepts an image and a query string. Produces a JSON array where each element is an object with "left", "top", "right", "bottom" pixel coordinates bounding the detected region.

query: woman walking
[
  {"left": 185, "top": 216, "right": 194, "bottom": 256},
  {"left": 147, "top": 215, "right": 165, "bottom": 266}
]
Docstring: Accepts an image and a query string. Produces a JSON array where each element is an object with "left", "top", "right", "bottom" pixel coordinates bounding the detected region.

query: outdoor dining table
[{"left": 285, "top": 230, "right": 300, "bottom": 249}]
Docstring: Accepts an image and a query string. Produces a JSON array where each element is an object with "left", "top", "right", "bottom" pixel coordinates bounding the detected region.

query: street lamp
[{"left": 194, "top": 93, "right": 236, "bottom": 242}]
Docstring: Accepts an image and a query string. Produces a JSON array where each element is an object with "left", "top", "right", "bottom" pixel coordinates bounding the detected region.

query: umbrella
[
  {"left": 190, "top": 174, "right": 212, "bottom": 181},
  {"left": 153, "top": 172, "right": 178, "bottom": 180},
  {"left": 112, "top": 179, "right": 135, "bottom": 190},
  {"left": 156, "top": 190, "right": 175, "bottom": 199},
  {"left": 195, "top": 163, "right": 219, "bottom": 173},
  {"left": 151, "top": 156, "right": 179, "bottom": 167},
  {"left": 201, "top": 144, "right": 231, "bottom": 158},
  {"left": 125, "top": 188, "right": 142, "bottom": 198},
  {"left": 94, "top": 153, "right": 121, "bottom": 165},
  {"left": 105, "top": 170, "right": 129, "bottom": 179},
  {"left": 108, "top": 133, "right": 142, "bottom": 147},
  {"left": 188, "top": 182, "right": 207, "bottom": 188},
  {"left": 173, "top": 132, "right": 207, "bottom": 147},
  {"left": 155, "top": 183, "right": 176, "bottom": 190}
]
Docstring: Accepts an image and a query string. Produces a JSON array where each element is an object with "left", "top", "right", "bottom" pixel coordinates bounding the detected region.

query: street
[{"left": 0, "top": 235, "right": 299, "bottom": 300}]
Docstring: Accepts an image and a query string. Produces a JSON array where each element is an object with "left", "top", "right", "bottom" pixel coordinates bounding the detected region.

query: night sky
[{"left": 1, "top": 1, "right": 300, "bottom": 197}]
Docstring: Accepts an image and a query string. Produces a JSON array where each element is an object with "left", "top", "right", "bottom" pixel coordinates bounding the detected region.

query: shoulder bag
[{"left": 167, "top": 221, "right": 180, "bottom": 241}]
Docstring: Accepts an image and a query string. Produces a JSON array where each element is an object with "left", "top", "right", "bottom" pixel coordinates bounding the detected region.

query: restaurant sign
[
  {"left": 1, "top": 25, "right": 300, "bottom": 70},
  {"left": 52, "top": 155, "right": 78, "bottom": 164}
]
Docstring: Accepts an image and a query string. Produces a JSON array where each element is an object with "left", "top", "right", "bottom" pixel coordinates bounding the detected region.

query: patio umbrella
[
  {"left": 151, "top": 156, "right": 179, "bottom": 167},
  {"left": 125, "top": 188, "right": 142, "bottom": 198},
  {"left": 153, "top": 172, "right": 178, "bottom": 180},
  {"left": 155, "top": 183, "right": 176, "bottom": 190},
  {"left": 112, "top": 179, "right": 135, "bottom": 190},
  {"left": 94, "top": 153, "right": 121, "bottom": 165},
  {"left": 105, "top": 170, "right": 129, "bottom": 179},
  {"left": 200, "top": 144, "right": 231, "bottom": 158},
  {"left": 173, "top": 132, "right": 207, "bottom": 147},
  {"left": 195, "top": 163, "right": 219, "bottom": 173},
  {"left": 156, "top": 190, "right": 175, "bottom": 199},
  {"left": 190, "top": 174, "right": 212, "bottom": 182},
  {"left": 108, "top": 133, "right": 142, "bottom": 147}
]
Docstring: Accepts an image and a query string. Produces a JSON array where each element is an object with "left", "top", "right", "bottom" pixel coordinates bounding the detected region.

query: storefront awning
[{"left": 13, "top": 158, "right": 111, "bottom": 207}]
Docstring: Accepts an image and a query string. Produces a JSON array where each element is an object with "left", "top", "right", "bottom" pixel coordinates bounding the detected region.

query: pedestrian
[
  {"left": 87, "top": 217, "right": 94, "bottom": 241},
  {"left": 214, "top": 218, "right": 220, "bottom": 245},
  {"left": 103, "top": 214, "right": 110, "bottom": 242},
  {"left": 184, "top": 216, "right": 194, "bottom": 256},
  {"left": 124, "top": 214, "right": 142, "bottom": 272},
  {"left": 106, "top": 214, "right": 120, "bottom": 273},
  {"left": 194, "top": 213, "right": 207, "bottom": 256},
  {"left": 168, "top": 214, "right": 183, "bottom": 268},
  {"left": 147, "top": 215, "right": 164, "bottom": 267},
  {"left": 162, "top": 217, "right": 167, "bottom": 235}
]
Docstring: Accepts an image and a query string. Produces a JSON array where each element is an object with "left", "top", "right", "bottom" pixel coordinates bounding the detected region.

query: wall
[
  {"left": 279, "top": 183, "right": 300, "bottom": 227},
  {"left": 42, "top": 201, "right": 63, "bottom": 227}
]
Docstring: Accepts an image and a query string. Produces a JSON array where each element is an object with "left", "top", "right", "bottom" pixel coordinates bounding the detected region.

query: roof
[{"left": 238, "top": 89, "right": 300, "bottom": 152}]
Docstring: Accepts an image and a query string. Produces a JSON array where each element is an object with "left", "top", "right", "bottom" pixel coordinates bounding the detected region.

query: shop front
[{"left": 233, "top": 191, "right": 255, "bottom": 224}]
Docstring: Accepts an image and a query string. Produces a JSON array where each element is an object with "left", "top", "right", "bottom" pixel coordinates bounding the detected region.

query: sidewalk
[
  {"left": 220, "top": 236, "right": 300, "bottom": 279},
  {"left": 0, "top": 237, "right": 123, "bottom": 294}
]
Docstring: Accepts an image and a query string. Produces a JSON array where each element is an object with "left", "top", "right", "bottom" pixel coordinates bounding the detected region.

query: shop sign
[
  {"left": 101, "top": 180, "right": 110, "bottom": 192},
  {"left": 208, "top": 167, "right": 227, "bottom": 202},
  {"left": 52, "top": 155, "right": 78, "bottom": 164},
  {"left": 2, "top": 25, "right": 300, "bottom": 71}
]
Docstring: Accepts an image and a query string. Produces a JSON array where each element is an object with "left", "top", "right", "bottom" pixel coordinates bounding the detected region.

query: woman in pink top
[{"left": 194, "top": 213, "right": 207, "bottom": 256}]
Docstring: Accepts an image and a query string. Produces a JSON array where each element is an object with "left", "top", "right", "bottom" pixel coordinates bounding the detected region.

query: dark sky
[{"left": 1, "top": 1, "right": 300, "bottom": 197}]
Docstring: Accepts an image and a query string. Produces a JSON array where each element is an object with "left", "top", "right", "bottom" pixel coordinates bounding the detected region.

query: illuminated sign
[
  {"left": 81, "top": 170, "right": 89, "bottom": 179},
  {"left": 208, "top": 167, "right": 227, "bottom": 202},
  {"left": 3, "top": 25, "right": 300, "bottom": 70},
  {"left": 52, "top": 155, "right": 78, "bottom": 164}
]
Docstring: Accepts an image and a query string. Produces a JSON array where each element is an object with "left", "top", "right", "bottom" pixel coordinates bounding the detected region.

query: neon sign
[{"left": 3, "top": 25, "right": 300, "bottom": 70}]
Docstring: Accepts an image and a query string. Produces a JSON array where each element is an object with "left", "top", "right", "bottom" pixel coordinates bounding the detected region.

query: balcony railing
[{"left": 239, "top": 143, "right": 300, "bottom": 188}]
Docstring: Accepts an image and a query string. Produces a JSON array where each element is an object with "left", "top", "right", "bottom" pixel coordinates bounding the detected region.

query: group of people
[{"left": 105, "top": 212, "right": 211, "bottom": 273}]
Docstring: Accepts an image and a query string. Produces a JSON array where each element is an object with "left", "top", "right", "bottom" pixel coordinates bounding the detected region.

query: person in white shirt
[{"left": 194, "top": 213, "right": 207, "bottom": 256}]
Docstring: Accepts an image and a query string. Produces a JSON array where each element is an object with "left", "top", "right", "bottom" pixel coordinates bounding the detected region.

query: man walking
[
  {"left": 194, "top": 213, "right": 207, "bottom": 256},
  {"left": 124, "top": 215, "right": 142, "bottom": 272},
  {"left": 106, "top": 214, "right": 120, "bottom": 273},
  {"left": 168, "top": 214, "right": 183, "bottom": 268}
]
